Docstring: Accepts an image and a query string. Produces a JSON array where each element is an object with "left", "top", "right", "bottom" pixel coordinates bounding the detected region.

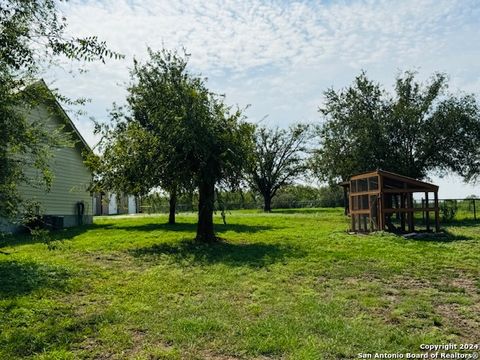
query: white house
[{"left": 93, "top": 193, "right": 139, "bottom": 215}]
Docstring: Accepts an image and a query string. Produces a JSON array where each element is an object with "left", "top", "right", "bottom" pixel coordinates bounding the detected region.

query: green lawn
[{"left": 0, "top": 209, "right": 479, "bottom": 359}]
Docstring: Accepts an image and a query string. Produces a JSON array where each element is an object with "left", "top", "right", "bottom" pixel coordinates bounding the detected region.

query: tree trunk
[
  {"left": 239, "top": 189, "right": 245, "bottom": 209},
  {"left": 196, "top": 180, "right": 216, "bottom": 242},
  {"left": 187, "top": 190, "right": 194, "bottom": 212},
  {"left": 168, "top": 189, "right": 176, "bottom": 225},
  {"left": 263, "top": 193, "right": 272, "bottom": 212}
]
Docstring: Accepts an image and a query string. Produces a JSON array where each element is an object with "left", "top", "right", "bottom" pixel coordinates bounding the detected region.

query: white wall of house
[
  {"left": 19, "top": 104, "right": 93, "bottom": 219},
  {"left": 108, "top": 194, "right": 117, "bottom": 215},
  {"left": 128, "top": 195, "right": 136, "bottom": 214}
]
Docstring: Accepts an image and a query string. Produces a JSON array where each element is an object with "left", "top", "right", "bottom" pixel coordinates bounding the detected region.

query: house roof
[{"left": 23, "top": 79, "right": 92, "bottom": 154}]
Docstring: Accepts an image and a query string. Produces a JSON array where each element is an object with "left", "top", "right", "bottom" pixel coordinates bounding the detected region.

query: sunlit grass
[{"left": 1, "top": 208, "right": 479, "bottom": 359}]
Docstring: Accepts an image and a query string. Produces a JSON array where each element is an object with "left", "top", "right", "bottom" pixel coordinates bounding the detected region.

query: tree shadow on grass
[
  {"left": 99, "top": 221, "right": 277, "bottom": 234},
  {"left": 0, "top": 286, "right": 110, "bottom": 359},
  {"left": 0, "top": 221, "right": 278, "bottom": 250},
  {"left": 270, "top": 208, "right": 342, "bottom": 214},
  {"left": 0, "top": 310, "right": 104, "bottom": 359},
  {"left": 402, "top": 230, "right": 474, "bottom": 242},
  {"left": 0, "top": 260, "right": 71, "bottom": 299},
  {"left": 441, "top": 218, "right": 480, "bottom": 228},
  {"left": 129, "top": 239, "right": 305, "bottom": 268},
  {"left": 0, "top": 223, "right": 105, "bottom": 249}
]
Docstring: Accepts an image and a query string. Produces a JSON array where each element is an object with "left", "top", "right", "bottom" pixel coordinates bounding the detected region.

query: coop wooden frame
[{"left": 341, "top": 170, "right": 440, "bottom": 233}]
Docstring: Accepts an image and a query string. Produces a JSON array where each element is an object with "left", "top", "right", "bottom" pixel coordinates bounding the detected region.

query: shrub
[{"left": 440, "top": 200, "right": 458, "bottom": 222}]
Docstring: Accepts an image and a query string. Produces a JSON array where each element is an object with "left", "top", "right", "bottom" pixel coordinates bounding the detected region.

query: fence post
[
  {"left": 474, "top": 199, "right": 477, "bottom": 221},
  {"left": 421, "top": 198, "right": 425, "bottom": 223}
]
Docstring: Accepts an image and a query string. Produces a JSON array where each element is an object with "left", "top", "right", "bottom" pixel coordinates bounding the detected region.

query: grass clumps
[{"left": 0, "top": 208, "right": 479, "bottom": 359}]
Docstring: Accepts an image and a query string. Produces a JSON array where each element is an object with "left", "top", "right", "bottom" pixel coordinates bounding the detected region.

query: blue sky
[{"left": 48, "top": 0, "right": 480, "bottom": 198}]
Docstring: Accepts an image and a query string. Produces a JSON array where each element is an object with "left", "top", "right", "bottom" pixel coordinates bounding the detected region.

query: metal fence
[
  {"left": 139, "top": 197, "right": 479, "bottom": 223},
  {"left": 389, "top": 197, "right": 478, "bottom": 223},
  {"left": 139, "top": 199, "right": 345, "bottom": 214},
  {"left": 436, "top": 198, "right": 478, "bottom": 222},
  {"left": 140, "top": 201, "right": 260, "bottom": 214}
]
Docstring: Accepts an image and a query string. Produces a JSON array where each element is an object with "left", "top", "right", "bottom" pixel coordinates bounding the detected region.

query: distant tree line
[{"left": 139, "top": 184, "right": 344, "bottom": 213}]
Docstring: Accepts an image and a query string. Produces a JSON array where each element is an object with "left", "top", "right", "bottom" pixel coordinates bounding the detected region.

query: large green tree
[
  {"left": 247, "top": 124, "right": 310, "bottom": 212},
  {"left": 0, "top": 0, "right": 120, "bottom": 222},
  {"left": 91, "top": 49, "right": 254, "bottom": 242},
  {"left": 313, "top": 71, "right": 480, "bottom": 183}
]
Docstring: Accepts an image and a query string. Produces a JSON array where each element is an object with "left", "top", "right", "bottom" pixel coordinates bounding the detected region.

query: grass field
[{"left": 0, "top": 208, "right": 479, "bottom": 359}]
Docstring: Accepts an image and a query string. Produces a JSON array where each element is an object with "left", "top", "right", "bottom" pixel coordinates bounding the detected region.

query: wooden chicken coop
[{"left": 340, "top": 170, "right": 440, "bottom": 233}]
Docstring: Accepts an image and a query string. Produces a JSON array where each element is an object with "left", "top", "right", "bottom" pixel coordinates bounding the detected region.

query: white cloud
[
  {"left": 58, "top": 0, "right": 479, "bottom": 73},
  {"left": 44, "top": 0, "right": 480, "bottom": 195}
]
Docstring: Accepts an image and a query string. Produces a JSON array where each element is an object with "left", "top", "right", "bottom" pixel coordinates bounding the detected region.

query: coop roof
[{"left": 344, "top": 169, "right": 438, "bottom": 192}]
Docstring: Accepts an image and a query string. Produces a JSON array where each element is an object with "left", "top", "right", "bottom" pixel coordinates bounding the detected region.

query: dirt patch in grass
[
  {"left": 90, "top": 251, "right": 141, "bottom": 268},
  {"left": 435, "top": 303, "right": 480, "bottom": 341},
  {"left": 376, "top": 274, "right": 480, "bottom": 341},
  {"left": 75, "top": 328, "right": 177, "bottom": 360},
  {"left": 448, "top": 276, "right": 479, "bottom": 294},
  {"left": 317, "top": 272, "right": 480, "bottom": 341},
  {"left": 125, "top": 328, "right": 151, "bottom": 357},
  {"left": 202, "top": 351, "right": 243, "bottom": 360},
  {"left": 74, "top": 337, "right": 114, "bottom": 360},
  {"left": 202, "top": 351, "right": 275, "bottom": 360},
  {"left": 387, "top": 275, "right": 433, "bottom": 291},
  {"left": 434, "top": 274, "right": 480, "bottom": 342}
]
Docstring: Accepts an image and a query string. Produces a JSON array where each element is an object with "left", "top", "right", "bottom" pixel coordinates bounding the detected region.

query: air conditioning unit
[{"left": 43, "top": 216, "right": 64, "bottom": 230}]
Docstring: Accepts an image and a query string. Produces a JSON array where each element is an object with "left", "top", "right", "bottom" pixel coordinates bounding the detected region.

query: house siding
[{"left": 15, "top": 103, "right": 93, "bottom": 228}]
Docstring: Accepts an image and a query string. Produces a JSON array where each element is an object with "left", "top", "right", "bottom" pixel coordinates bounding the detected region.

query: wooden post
[
  {"left": 473, "top": 199, "right": 477, "bottom": 221},
  {"left": 411, "top": 193, "right": 415, "bottom": 232},
  {"left": 425, "top": 192, "right": 430, "bottom": 232},
  {"left": 343, "top": 187, "right": 349, "bottom": 216},
  {"left": 400, "top": 193, "right": 406, "bottom": 232},
  {"left": 421, "top": 198, "right": 425, "bottom": 223},
  {"left": 406, "top": 193, "right": 414, "bottom": 232},
  {"left": 369, "top": 201, "right": 374, "bottom": 232},
  {"left": 395, "top": 195, "right": 400, "bottom": 220},
  {"left": 366, "top": 178, "right": 373, "bottom": 232},
  {"left": 349, "top": 185, "right": 354, "bottom": 231},
  {"left": 406, "top": 194, "right": 410, "bottom": 231},
  {"left": 434, "top": 191, "right": 440, "bottom": 232},
  {"left": 379, "top": 174, "right": 384, "bottom": 231}
]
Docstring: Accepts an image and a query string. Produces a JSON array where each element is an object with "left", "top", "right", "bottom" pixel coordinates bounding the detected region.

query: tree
[
  {"left": 91, "top": 49, "right": 254, "bottom": 242},
  {"left": 1, "top": 0, "right": 119, "bottom": 72},
  {"left": 386, "top": 71, "right": 480, "bottom": 180},
  {"left": 313, "top": 71, "right": 480, "bottom": 184},
  {"left": 269, "top": 184, "right": 344, "bottom": 209},
  {"left": 247, "top": 124, "right": 310, "bottom": 212},
  {"left": 311, "top": 72, "right": 390, "bottom": 184},
  {"left": 90, "top": 50, "right": 196, "bottom": 225},
  {"left": 0, "top": 0, "right": 120, "bottom": 222}
]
